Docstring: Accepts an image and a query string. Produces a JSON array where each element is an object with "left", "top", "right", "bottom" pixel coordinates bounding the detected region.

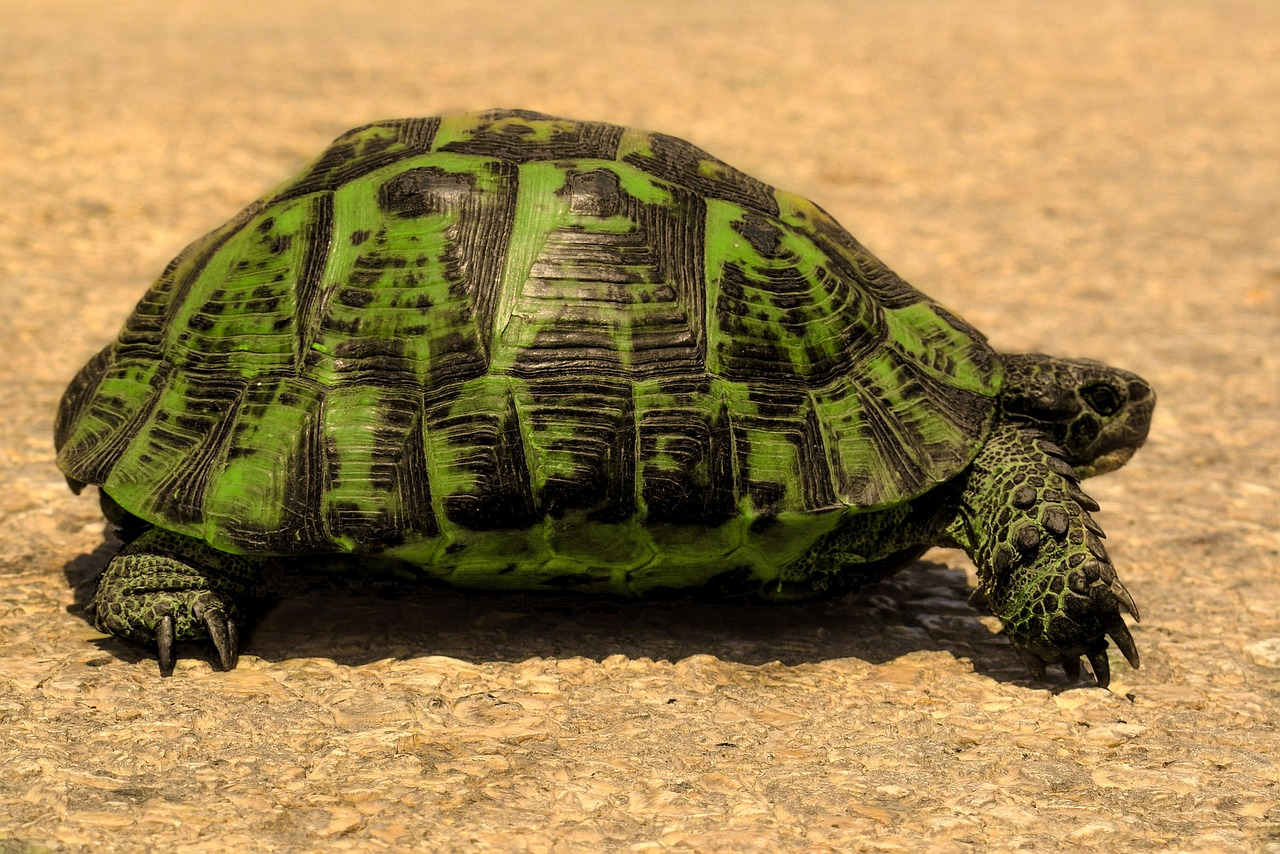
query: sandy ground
[{"left": 2, "top": 1, "right": 1278, "bottom": 850}]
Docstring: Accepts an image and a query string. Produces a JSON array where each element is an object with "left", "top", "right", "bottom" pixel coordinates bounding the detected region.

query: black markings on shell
[
  {"left": 378, "top": 167, "right": 478, "bottom": 218},
  {"left": 560, "top": 169, "right": 624, "bottom": 217},
  {"left": 621, "top": 132, "right": 779, "bottom": 214},
  {"left": 438, "top": 110, "right": 626, "bottom": 162},
  {"left": 639, "top": 403, "right": 736, "bottom": 527},
  {"left": 275, "top": 117, "right": 441, "bottom": 201},
  {"left": 440, "top": 391, "right": 539, "bottom": 531}
]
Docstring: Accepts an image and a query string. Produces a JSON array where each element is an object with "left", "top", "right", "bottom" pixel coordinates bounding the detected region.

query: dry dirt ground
[{"left": 1, "top": 1, "right": 1278, "bottom": 851}]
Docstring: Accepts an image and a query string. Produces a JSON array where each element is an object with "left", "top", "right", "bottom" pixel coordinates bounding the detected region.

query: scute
[{"left": 55, "top": 109, "right": 1001, "bottom": 562}]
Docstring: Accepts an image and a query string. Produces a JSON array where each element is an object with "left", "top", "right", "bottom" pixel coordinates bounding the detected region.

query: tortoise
[{"left": 55, "top": 109, "right": 1154, "bottom": 684}]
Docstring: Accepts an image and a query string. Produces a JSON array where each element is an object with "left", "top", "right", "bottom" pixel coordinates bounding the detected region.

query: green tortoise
[{"left": 55, "top": 109, "right": 1153, "bottom": 684}]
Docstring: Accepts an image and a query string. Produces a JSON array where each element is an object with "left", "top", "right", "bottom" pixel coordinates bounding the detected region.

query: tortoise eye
[{"left": 1082, "top": 383, "right": 1122, "bottom": 416}]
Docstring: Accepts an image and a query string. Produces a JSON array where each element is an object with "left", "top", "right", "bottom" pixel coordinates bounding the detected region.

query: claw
[
  {"left": 1062, "top": 657, "right": 1082, "bottom": 682},
  {"left": 1087, "top": 649, "right": 1111, "bottom": 688},
  {"left": 1107, "top": 620, "right": 1140, "bottom": 669},
  {"left": 203, "top": 611, "right": 239, "bottom": 671},
  {"left": 1017, "top": 648, "right": 1047, "bottom": 681},
  {"left": 1035, "top": 437, "right": 1067, "bottom": 458},
  {"left": 967, "top": 586, "right": 990, "bottom": 610},
  {"left": 227, "top": 621, "right": 240, "bottom": 668},
  {"left": 1069, "top": 484, "right": 1101, "bottom": 512},
  {"left": 1110, "top": 581, "right": 1141, "bottom": 621},
  {"left": 1047, "top": 456, "right": 1078, "bottom": 480},
  {"left": 157, "top": 614, "right": 176, "bottom": 677}
]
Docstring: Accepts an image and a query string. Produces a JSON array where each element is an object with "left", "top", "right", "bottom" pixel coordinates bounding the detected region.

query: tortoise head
[{"left": 999, "top": 353, "right": 1155, "bottom": 479}]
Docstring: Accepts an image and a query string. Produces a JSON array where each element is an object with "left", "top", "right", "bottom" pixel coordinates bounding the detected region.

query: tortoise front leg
[
  {"left": 90, "top": 527, "right": 260, "bottom": 675},
  {"left": 946, "top": 422, "right": 1140, "bottom": 687}
]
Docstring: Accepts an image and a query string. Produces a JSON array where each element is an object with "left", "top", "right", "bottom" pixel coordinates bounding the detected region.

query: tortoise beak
[
  {"left": 1075, "top": 444, "right": 1136, "bottom": 479},
  {"left": 1075, "top": 382, "right": 1155, "bottom": 479}
]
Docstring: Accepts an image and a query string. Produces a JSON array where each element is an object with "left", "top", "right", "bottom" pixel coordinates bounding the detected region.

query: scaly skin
[
  {"left": 941, "top": 421, "right": 1139, "bottom": 685},
  {"left": 90, "top": 528, "right": 261, "bottom": 674}
]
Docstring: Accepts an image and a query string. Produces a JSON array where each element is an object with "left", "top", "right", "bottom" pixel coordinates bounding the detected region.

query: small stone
[
  {"left": 1083, "top": 723, "right": 1148, "bottom": 746},
  {"left": 1070, "top": 822, "right": 1117, "bottom": 840},
  {"left": 1244, "top": 638, "right": 1280, "bottom": 669}
]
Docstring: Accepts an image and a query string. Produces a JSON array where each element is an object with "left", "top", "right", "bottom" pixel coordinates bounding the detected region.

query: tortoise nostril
[{"left": 1128, "top": 380, "right": 1152, "bottom": 402}]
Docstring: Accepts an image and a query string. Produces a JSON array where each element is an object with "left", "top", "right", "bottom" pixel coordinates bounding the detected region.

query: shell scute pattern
[{"left": 56, "top": 110, "right": 1000, "bottom": 576}]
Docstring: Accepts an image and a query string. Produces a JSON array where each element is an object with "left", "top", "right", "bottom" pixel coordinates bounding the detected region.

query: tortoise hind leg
[
  {"left": 90, "top": 527, "right": 261, "bottom": 675},
  {"left": 946, "top": 422, "right": 1140, "bottom": 687}
]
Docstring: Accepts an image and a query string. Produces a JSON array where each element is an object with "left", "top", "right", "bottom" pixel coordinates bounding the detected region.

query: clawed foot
[
  {"left": 1003, "top": 489, "right": 1144, "bottom": 689},
  {"left": 995, "top": 538, "right": 1142, "bottom": 690},
  {"left": 981, "top": 568, "right": 1138, "bottom": 689},
  {"left": 1001, "top": 528, "right": 1142, "bottom": 689},
  {"left": 1015, "top": 590, "right": 1140, "bottom": 690},
  {"left": 959, "top": 425, "right": 1145, "bottom": 689},
  {"left": 154, "top": 602, "right": 240, "bottom": 676},
  {"left": 92, "top": 582, "right": 244, "bottom": 676},
  {"left": 89, "top": 527, "right": 257, "bottom": 675}
]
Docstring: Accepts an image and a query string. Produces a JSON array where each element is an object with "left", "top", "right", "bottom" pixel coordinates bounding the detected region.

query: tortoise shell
[{"left": 55, "top": 109, "right": 1000, "bottom": 586}]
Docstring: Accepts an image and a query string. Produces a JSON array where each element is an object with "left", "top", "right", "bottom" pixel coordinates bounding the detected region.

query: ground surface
[{"left": 1, "top": 1, "right": 1278, "bottom": 851}]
